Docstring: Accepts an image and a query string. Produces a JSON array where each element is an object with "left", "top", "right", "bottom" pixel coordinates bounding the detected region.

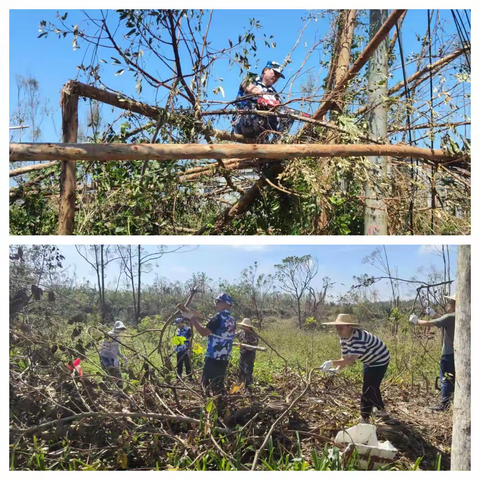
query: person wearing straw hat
[
  {"left": 321, "top": 314, "right": 390, "bottom": 423},
  {"left": 409, "top": 294, "right": 456, "bottom": 411},
  {"left": 236, "top": 318, "right": 259, "bottom": 387},
  {"left": 185, "top": 292, "right": 236, "bottom": 395},
  {"left": 99, "top": 320, "right": 128, "bottom": 386}
]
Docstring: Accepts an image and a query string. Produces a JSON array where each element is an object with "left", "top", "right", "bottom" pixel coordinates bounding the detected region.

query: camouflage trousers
[
  {"left": 233, "top": 113, "right": 294, "bottom": 143},
  {"left": 99, "top": 355, "right": 123, "bottom": 388},
  {"left": 239, "top": 351, "right": 256, "bottom": 387}
]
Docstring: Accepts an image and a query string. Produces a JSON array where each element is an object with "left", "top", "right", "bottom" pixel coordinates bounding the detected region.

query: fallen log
[{"left": 9, "top": 142, "right": 464, "bottom": 163}]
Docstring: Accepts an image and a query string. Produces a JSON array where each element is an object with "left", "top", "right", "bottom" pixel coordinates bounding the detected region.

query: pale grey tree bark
[{"left": 451, "top": 245, "right": 471, "bottom": 470}]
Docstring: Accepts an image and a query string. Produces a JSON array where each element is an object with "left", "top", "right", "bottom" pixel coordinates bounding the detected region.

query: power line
[{"left": 395, "top": 20, "right": 417, "bottom": 235}]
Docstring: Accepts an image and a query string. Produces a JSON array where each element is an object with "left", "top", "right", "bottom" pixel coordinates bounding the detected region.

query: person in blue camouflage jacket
[
  {"left": 186, "top": 292, "right": 236, "bottom": 394},
  {"left": 232, "top": 60, "right": 292, "bottom": 142},
  {"left": 173, "top": 317, "right": 192, "bottom": 378}
]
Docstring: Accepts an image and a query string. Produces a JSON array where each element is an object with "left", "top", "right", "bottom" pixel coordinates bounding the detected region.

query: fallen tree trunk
[
  {"left": 9, "top": 142, "right": 464, "bottom": 163},
  {"left": 62, "top": 80, "right": 246, "bottom": 143}
]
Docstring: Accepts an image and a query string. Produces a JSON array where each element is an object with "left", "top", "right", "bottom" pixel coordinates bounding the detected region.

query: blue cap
[
  {"left": 215, "top": 292, "right": 233, "bottom": 306},
  {"left": 265, "top": 60, "right": 285, "bottom": 79},
  {"left": 174, "top": 317, "right": 184, "bottom": 325}
]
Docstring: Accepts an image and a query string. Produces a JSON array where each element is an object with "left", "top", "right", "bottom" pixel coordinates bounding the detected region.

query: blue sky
[
  {"left": 9, "top": 9, "right": 470, "bottom": 144},
  {"left": 56, "top": 244, "right": 457, "bottom": 300}
]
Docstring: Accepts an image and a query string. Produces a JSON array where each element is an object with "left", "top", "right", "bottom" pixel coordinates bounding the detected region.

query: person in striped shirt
[{"left": 321, "top": 314, "right": 390, "bottom": 423}]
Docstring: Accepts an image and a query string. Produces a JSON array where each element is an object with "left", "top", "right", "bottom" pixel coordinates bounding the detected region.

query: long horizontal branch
[
  {"left": 10, "top": 411, "right": 231, "bottom": 436},
  {"left": 9, "top": 161, "right": 58, "bottom": 177},
  {"left": 10, "top": 142, "right": 464, "bottom": 163},
  {"left": 178, "top": 158, "right": 272, "bottom": 181},
  {"left": 388, "top": 120, "right": 470, "bottom": 134},
  {"left": 203, "top": 108, "right": 379, "bottom": 143}
]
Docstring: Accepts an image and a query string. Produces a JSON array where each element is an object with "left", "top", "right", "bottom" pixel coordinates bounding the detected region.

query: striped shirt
[{"left": 340, "top": 329, "right": 390, "bottom": 367}]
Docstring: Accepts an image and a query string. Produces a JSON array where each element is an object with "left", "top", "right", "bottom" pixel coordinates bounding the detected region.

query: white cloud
[
  {"left": 232, "top": 245, "right": 268, "bottom": 252},
  {"left": 418, "top": 245, "right": 441, "bottom": 256}
]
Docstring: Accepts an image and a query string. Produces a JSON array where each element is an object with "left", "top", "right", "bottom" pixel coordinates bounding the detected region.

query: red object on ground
[{"left": 66, "top": 358, "right": 84, "bottom": 376}]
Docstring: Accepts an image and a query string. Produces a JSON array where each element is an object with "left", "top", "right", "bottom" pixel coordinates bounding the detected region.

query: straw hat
[
  {"left": 322, "top": 314, "right": 360, "bottom": 326},
  {"left": 238, "top": 318, "right": 254, "bottom": 329},
  {"left": 444, "top": 294, "right": 456, "bottom": 301}
]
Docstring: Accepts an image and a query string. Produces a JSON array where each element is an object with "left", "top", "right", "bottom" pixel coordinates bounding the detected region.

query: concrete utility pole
[
  {"left": 451, "top": 245, "right": 471, "bottom": 470},
  {"left": 364, "top": 10, "right": 389, "bottom": 235}
]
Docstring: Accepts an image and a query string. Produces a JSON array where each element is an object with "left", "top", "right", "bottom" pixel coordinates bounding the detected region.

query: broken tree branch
[
  {"left": 298, "top": 9, "right": 406, "bottom": 136},
  {"left": 9, "top": 161, "right": 58, "bottom": 177}
]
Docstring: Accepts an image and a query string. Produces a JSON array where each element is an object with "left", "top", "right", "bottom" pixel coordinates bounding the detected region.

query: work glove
[
  {"left": 182, "top": 312, "right": 194, "bottom": 319},
  {"left": 427, "top": 307, "right": 436, "bottom": 318},
  {"left": 409, "top": 314, "right": 418, "bottom": 325},
  {"left": 321, "top": 360, "right": 333, "bottom": 372},
  {"left": 327, "top": 366, "right": 340, "bottom": 375}
]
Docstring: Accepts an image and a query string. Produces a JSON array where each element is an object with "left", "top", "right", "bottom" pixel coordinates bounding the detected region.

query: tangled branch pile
[{"left": 10, "top": 323, "right": 452, "bottom": 471}]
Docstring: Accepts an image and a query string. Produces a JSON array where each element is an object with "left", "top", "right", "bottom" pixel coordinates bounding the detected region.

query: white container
[
  {"left": 332, "top": 425, "right": 398, "bottom": 470},
  {"left": 335, "top": 424, "right": 378, "bottom": 446}
]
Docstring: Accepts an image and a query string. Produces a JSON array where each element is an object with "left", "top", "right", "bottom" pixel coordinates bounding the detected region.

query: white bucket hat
[
  {"left": 322, "top": 314, "right": 360, "bottom": 326},
  {"left": 109, "top": 320, "right": 127, "bottom": 335}
]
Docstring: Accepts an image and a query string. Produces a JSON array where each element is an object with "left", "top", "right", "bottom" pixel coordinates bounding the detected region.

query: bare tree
[
  {"left": 307, "top": 276, "right": 335, "bottom": 320},
  {"left": 363, "top": 246, "right": 400, "bottom": 309},
  {"left": 451, "top": 245, "right": 470, "bottom": 470},
  {"left": 239, "top": 262, "right": 275, "bottom": 329},
  {"left": 75, "top": 245, "right": 120, "bottom": 317},
  {"left": 116, "top": 245, "right": 191, "bottom": 324},
  {"left": 275, "top": 255, "right": 319, "bottom": 327}
]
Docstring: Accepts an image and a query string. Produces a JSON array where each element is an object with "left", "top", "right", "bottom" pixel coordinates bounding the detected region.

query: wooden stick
[
  {"left": 233, "top": 343, "right": 267, "bottom": 352},
  {"left": 176, "top": 304, "right": 208, "bottom": 320},
  {"left": 9, "top": 142, "right": 464, "bottom": 163}
]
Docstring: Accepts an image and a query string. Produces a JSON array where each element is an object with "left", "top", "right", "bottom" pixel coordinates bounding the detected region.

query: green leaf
[
  {"left": 115, "top": 69, "right": 125, "bottom": 76},
  {"left": 205, "top": 399, "right": 214, "bottom": 413}
]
